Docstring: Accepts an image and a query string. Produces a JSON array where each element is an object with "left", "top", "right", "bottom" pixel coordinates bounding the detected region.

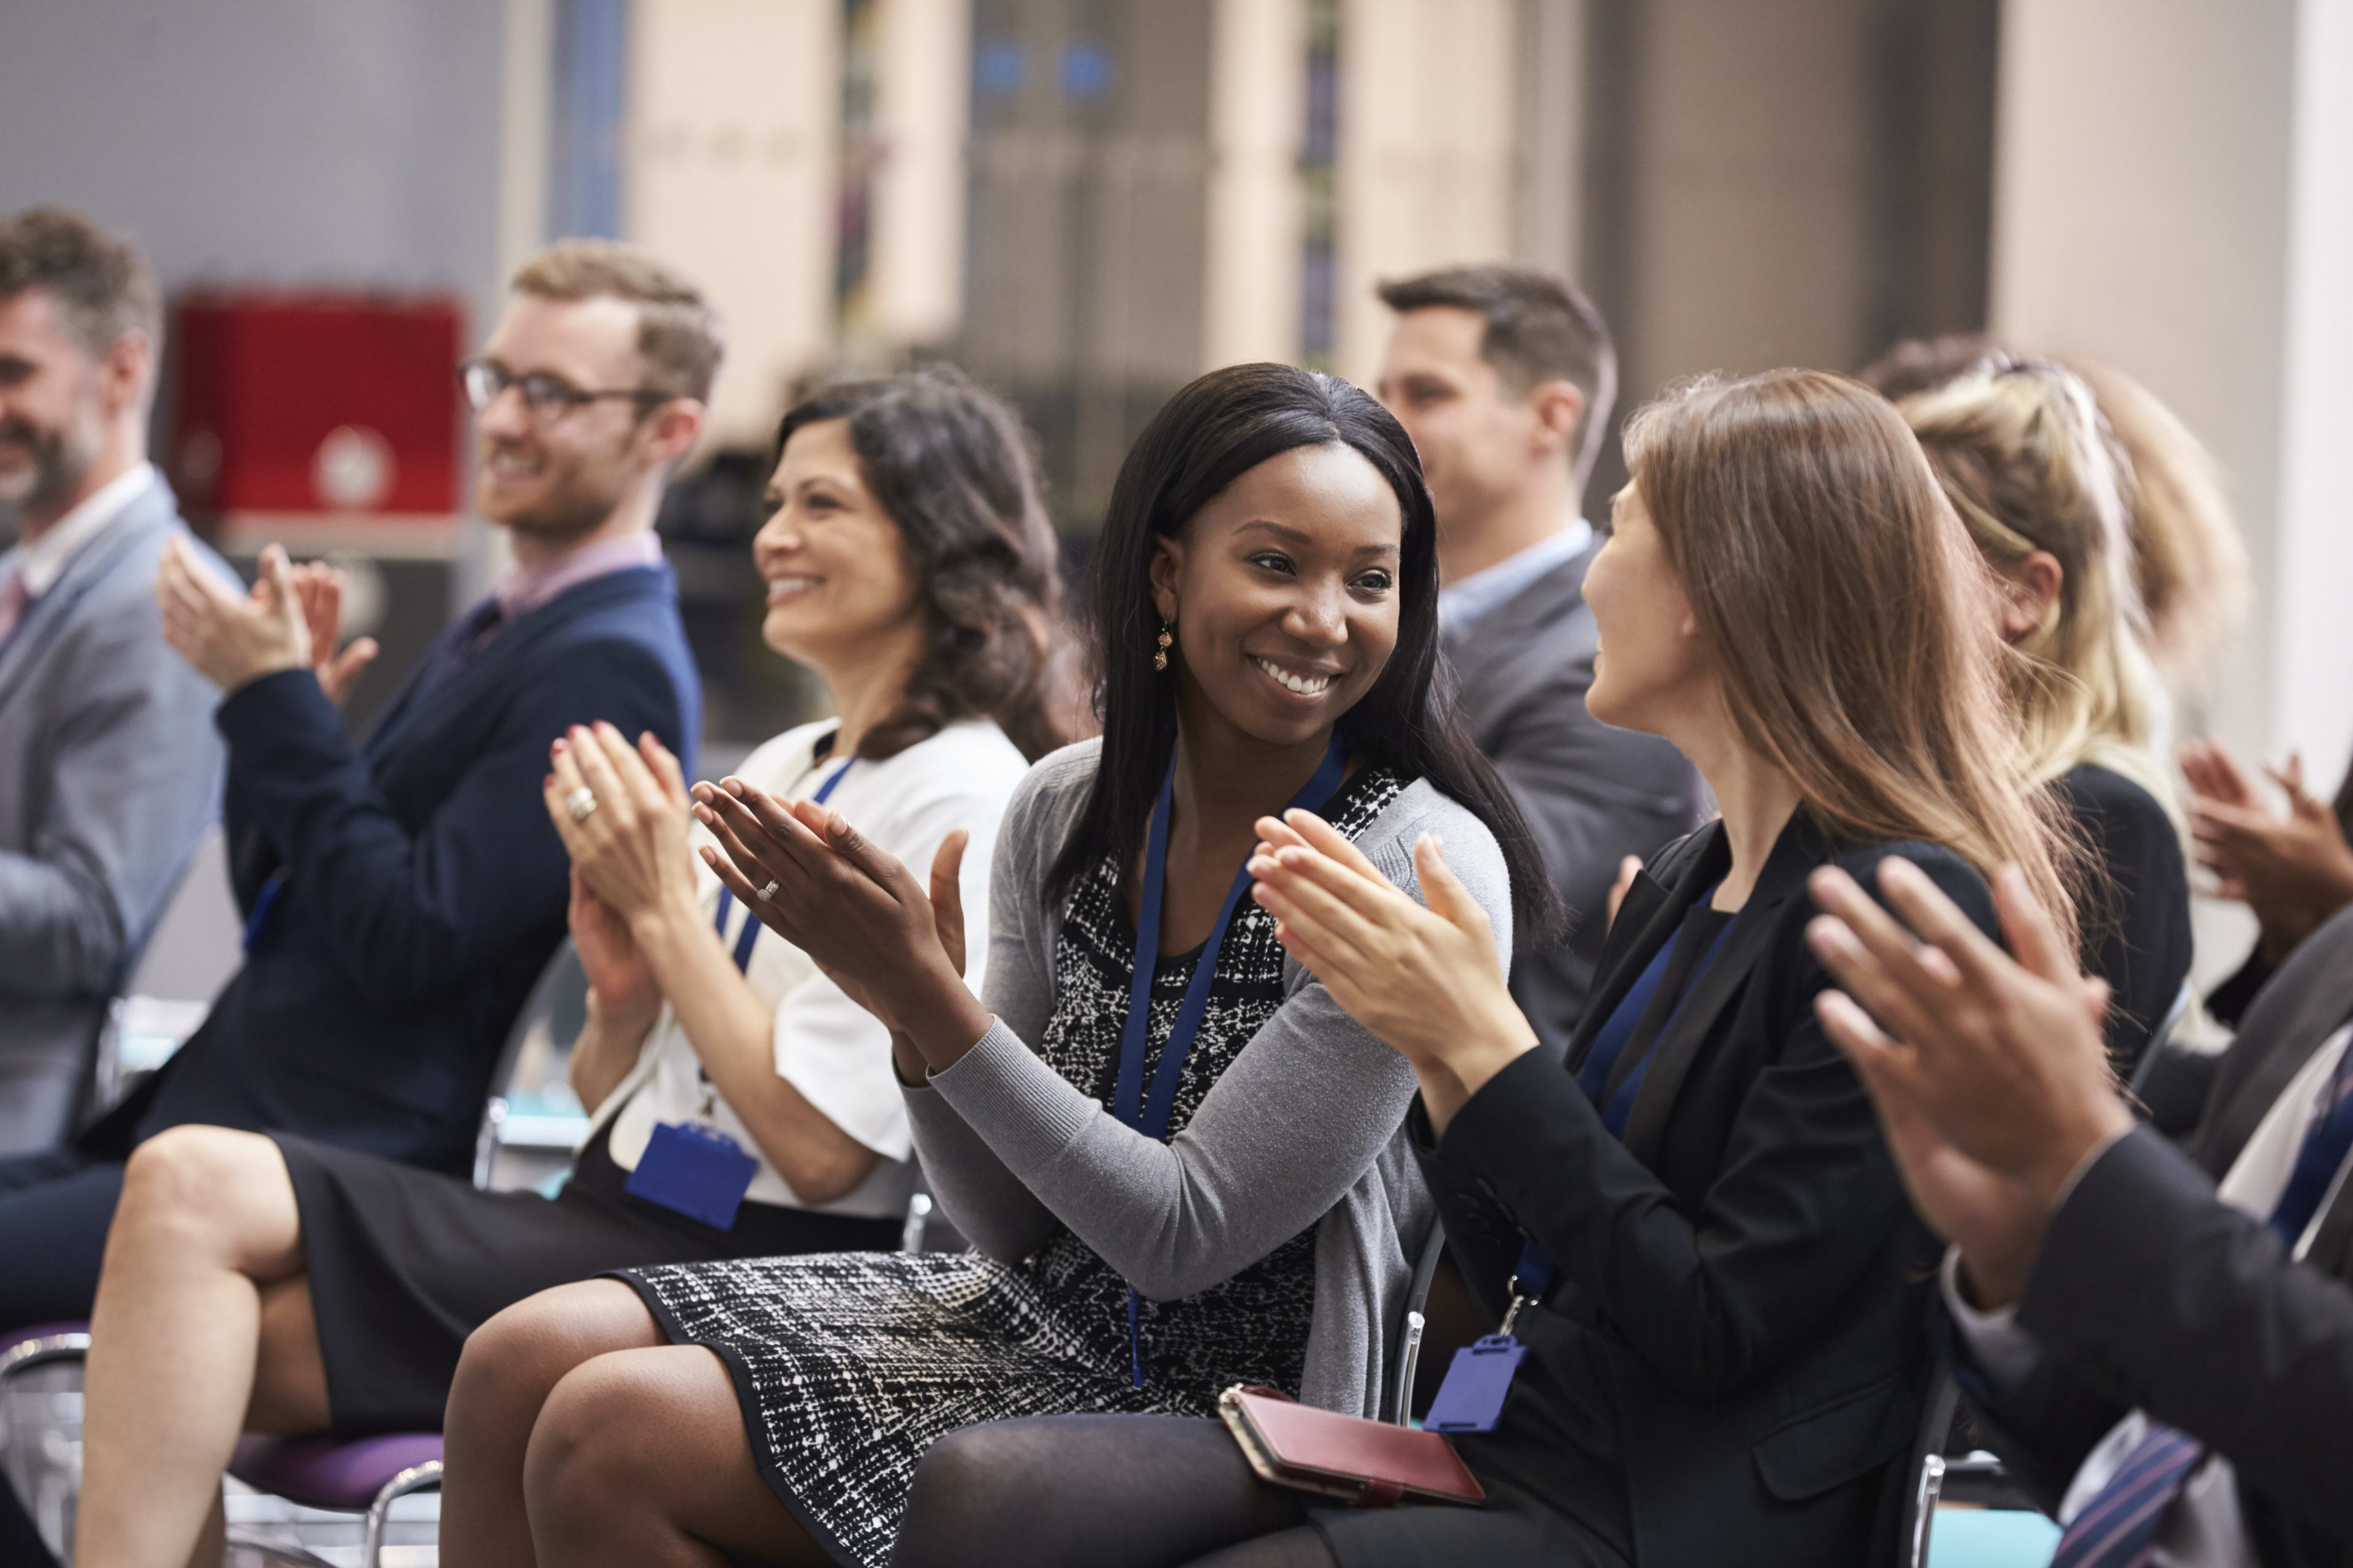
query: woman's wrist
[
  {"left": 625, "top": 882, "right": 711, "bottom": 957},
  {"left": 900, "top": 961, "right": 995, "bottom": 1070},
  {"left": 585, "top": 986, "right": 662, "bottom": 1041}
]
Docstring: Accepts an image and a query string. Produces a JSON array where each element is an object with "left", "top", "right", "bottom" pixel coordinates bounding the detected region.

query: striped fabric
[{"left": 2048, "top": 1425, "right": 2207, "bottom": 1568}]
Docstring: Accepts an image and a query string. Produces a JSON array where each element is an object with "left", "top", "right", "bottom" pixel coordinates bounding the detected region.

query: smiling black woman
[{"left": 433, "top": 362, "right": 1552, "bottom": 1568}]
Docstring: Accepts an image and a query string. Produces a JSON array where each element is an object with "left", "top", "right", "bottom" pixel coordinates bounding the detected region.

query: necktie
[
  {"left": 2050, "top": 1041, "right": 2353, "bottom": 1567},
  {"left": 409, "top": 597, "right": 505, "bottom": 703}
]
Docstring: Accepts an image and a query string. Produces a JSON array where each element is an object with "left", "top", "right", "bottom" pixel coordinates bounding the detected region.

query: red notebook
[{"left": 1218, "top": 1385, "right": 1485, "bottom": 1508}]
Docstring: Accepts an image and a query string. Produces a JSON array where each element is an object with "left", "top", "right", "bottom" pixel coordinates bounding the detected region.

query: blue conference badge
[
  {"left": 626, "top": 1120, "right": 758, "bottom": 1231},
  {"left": 1422, "top": 1335, "right": 1531, "bottom": 1433}
]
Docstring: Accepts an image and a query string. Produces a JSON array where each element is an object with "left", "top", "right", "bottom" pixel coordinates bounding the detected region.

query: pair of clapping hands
[
  {"left": 1243, "top": 817, "right": 2132, "bottom": 1316},
  {"left": 156, "top": 537, "right": 378, "bottom": 702},
  {"left": 544, "top": 725, "right": 990, "bottom": 1069},
  {"left": 2181, "top": 739, "right": 2353, "bottom": 966}
]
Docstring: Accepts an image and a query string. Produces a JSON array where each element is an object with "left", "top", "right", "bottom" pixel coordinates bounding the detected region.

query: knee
[
  {"left": 520, "top": 1353, "right": 659, "bottom": 1523},
  {"left": 449, "top": 1283, "right": 654, "bottom": 1448},
  {"left": 116, "top": 1127, "right": 267, "bottom": 1244},
  {"left": 900, "top": 1420, "right": 1058, "bottom": 1555}
]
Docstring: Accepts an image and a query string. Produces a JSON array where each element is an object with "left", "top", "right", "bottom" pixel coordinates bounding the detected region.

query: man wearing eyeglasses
[{"left": 0, "top": 241, "right": 710, "bottom": 1363}]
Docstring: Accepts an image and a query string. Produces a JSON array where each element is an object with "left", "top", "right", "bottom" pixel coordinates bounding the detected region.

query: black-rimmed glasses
[{"left": 460, "top": 358, "right": 667, "bottom": 419}]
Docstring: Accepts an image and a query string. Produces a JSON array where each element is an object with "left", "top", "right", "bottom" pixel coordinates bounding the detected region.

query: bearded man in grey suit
[
  {"left": 0, "top": 208, "right": 227, "bottom": 1152},
  {"left": 1376, "top": 265, "right": 1702, "bottom": 1051}
]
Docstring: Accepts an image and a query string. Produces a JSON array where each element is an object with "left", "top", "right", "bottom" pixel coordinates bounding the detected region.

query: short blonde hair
[{"left": 510, "top": 239, "right": 723, "bottom": 403}]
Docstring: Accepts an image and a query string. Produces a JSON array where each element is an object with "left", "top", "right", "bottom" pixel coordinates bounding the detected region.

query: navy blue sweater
[{"left": 99, "top": 564, "right": 699, "bottom": 1175}]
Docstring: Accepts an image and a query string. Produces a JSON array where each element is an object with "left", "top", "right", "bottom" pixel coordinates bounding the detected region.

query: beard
[
  {"left": 478, "top": 436, "right": 635, "bottom": 544},
  {"left": 0, "top": 411, "right": 96, "bottom": 523}
]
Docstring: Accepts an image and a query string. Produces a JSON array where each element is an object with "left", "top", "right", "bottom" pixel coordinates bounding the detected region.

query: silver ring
[
  {"left": 565, "top": 786, "right": 597, "bottom": 822},
  {"left": 754, "top": 879, "right": 779, "bottom": 902}
]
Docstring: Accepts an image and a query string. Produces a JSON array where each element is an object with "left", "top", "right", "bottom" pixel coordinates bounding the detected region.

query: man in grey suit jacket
[
  {"left": 0, "top": 208, "right": 225, "bottom": 1152},
  {"left": 1376, "top": 265, "right": 1700, "bottom": 1049}
]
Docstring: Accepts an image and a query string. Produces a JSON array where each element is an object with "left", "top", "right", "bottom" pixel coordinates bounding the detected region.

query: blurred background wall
[{"left": 2, "top": 0, "right": 2346, "bottom": 789}]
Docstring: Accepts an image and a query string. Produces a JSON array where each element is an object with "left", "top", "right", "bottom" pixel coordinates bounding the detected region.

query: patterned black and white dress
[{"left": 618, "top": 764, "right": 1408, "bottom": 1567}]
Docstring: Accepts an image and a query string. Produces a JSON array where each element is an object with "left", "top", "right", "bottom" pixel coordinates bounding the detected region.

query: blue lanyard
[
  {"left": 1116, "top": 735, "right": 1349, "bottom": 1384},
  {"left": 710, "top": 753, "right": 855, "bottom": 972},
  {"left": 241, "top": 873, "right": 287, "bottom": 955}
]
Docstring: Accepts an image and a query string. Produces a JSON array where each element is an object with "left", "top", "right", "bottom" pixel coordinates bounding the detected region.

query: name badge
[
  {"left": 625, "top": 1121, "right": 757, "bottom": 1231},
  {"left": 1422, "top": 1334, "right": 1529, "bottom": 1433}
]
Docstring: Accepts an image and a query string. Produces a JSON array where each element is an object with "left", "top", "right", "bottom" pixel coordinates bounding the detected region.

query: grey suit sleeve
[
  {"left": 2014, "top": 1125, "right": 2353, "bottom": 1537},
  {"left": 917, "top": 792, "right": 1505, "bottom": 1301},
  {"left": 0, "top": 578, "right": 222, "bottom": 999}
]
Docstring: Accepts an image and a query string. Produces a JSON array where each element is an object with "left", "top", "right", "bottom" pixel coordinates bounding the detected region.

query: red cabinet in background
[{"left": 169, "top": 292, "right": 464, "bottom": 553}]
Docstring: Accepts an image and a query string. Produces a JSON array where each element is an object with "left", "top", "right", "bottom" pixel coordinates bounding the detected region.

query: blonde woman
[{"left": 1895, "top": 354, "right": 2193, "bottom": 1075}]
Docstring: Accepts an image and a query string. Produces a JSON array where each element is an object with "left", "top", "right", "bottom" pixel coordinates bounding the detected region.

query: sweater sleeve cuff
[
  {"left": 924, "top": 1017, "right": 1095, "bottom": 1170},
  {"left": 214, "top": 666, "right": 335, "bottom": 746}
]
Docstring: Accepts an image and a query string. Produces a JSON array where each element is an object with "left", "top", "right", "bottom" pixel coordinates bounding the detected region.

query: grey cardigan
[{"left": 903, "top": 738, "right": 1514, "bottom": 1417}]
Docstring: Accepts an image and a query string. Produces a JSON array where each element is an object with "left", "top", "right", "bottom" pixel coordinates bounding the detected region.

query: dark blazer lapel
[
  {"left": 1564, "top": 822, "right": 1727, "bottom": 1078},
  {"left": 0, "top": 488, "right": 173, "bottom": 711},
  {"left": 1443, "top": 544, "right": 1594, "bottom": 727},
  {"left": 2302, "top": 1170, "right": 2353, "bottom": 1281},
  {"left": 2194, "top": 917, "right": 2353, "bottom": 1174},
  {"left": 1619, "top": 814, "right": 1836, "bottom": 1167}
]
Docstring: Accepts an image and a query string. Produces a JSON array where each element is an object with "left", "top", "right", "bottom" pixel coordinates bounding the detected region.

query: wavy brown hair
[
  {"left": 1623, "top": 368, "right": 2080, "bottom": 952},
  {"left": 776, "top": 367, "right": 1078, "bottom": 763}
]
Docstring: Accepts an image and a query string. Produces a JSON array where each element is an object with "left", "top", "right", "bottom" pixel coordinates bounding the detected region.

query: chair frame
[{"left": 1382, "top": 1218, "right": 1449, "bottom": 1426}]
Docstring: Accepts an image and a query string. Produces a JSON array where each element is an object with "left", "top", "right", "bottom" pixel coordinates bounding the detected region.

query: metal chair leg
[{"left": 362, "top": 1457, "right": 444, "bottom": 1567}]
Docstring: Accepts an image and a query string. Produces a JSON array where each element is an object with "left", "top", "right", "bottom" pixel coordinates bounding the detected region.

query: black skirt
[{"left": 272, "top": 1124, "right": 902, "bottom": 1436}]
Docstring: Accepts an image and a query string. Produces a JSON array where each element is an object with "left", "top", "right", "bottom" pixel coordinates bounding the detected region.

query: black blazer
[
  {"left": 1415, "top": 812, "right": 1995, "bottom": 1566},
  {"left": 1443, "top": 543, "right": 1704, "bottom": 1048},
  {"left": 83, "top": 564, "right": 700, "bottom": 1176},
  {"left": 2055, "top": 762, "right": 2192, "bottom": 1078},
  {"left": 1961, "top": 904, "right": 2353, "bottom": 1567}
]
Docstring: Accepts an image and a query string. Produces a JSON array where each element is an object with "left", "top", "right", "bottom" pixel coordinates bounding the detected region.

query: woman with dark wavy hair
[
  {"left": 70, "top": 365, "right": 1071, "bottom": 1568},
  {"left": 433, "top": 362, "right": 1550, "bottom": 1567}
]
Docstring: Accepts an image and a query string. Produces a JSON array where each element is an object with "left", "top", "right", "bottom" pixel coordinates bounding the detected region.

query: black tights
[{"left": 890, "top": 1414, "right": 1338, "bottom": 1568}]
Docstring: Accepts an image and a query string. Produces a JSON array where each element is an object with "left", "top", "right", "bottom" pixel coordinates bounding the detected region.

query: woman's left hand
[
  {"left": 1247, "top": 810, "right": 1538, "bottom": 1100},
  {"left": 544, "top": 722, "right": 700, "bottom": 930}
]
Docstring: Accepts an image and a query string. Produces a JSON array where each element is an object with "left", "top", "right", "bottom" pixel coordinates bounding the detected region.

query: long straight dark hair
[{"left": 1045, "top": 362, "right": 1557, "bottom": 941}]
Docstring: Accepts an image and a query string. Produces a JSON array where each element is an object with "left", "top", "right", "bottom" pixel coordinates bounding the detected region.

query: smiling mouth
[
  {"left": 766, "top": 575, "right": 823, "bottom": 603},
  {"left": 1251, "top": 655, "right": 1337, "bottom": 697},
  {"left": 485, "top": 449, "right": 542, "bottom": 482}
]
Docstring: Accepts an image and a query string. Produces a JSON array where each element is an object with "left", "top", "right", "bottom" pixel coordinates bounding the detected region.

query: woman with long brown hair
[{"left": 885, "top": 368, "right": 2077, "bottom": 1568}]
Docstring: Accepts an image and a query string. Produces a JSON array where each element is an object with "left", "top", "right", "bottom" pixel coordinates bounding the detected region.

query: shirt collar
[
  {"left": 1438, "top": 515, "right": 1594, "bottom": 634},
  {"left": 15, "top": 463, "right": 161, "bottom": 598},
  {"left": 491, "top": 530, "right": 664, "bottom": 622}
]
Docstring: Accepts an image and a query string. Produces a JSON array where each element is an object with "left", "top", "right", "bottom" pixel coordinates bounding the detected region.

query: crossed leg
[
  {"left": 74, "top": 1126, "right": 331, "bottom": 1568},
  {"left": 440, "top": 1279, "right": 820, "bottom": 1568}
]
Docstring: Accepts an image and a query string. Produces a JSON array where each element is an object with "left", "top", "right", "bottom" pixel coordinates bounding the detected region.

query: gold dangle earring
[{"left": 1153, "top": 620, "right": 1173, "bottom": 672}]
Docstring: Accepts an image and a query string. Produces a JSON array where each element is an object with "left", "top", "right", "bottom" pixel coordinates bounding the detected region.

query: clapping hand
[
  {"left": 543, "top": 722, "right": 700, "bottom": 929},
  {"left": 1245, "top": 809, "right": 1536, "bottom": 1133},
  {"left": 155, "top": 537, "right": 313, "bottom": 693},
  {"left": 286, "top": 559, "right": 381, "bottom": 706},
  {"left": 689, "top": 777, "right": 987, "bottom": 1062},
  {"left": 2181, "top": 740, "right": 2353, "bottom": 964},
  {"left": 1805, "top": 858, "right": 2132, "bottom": 1309}
]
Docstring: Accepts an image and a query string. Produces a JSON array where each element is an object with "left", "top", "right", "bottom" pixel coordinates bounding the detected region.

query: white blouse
[{"left": 589, "top": 718, "right": 1031, "bottom": 1221}]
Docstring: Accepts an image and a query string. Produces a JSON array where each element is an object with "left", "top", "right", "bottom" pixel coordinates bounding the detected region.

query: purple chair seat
[
  {"left": 232, "top": 1422, "right": 447, "bottom": 1507},
  {"left": 1, "top": 1321, "right": 91, "bottom": 1354},
  {"left": 229, "top": 1433, "right": 444, "bottom": 1512}
]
